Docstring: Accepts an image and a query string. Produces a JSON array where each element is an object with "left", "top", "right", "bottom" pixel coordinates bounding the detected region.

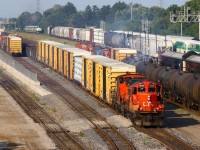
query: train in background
[
  {"left": 48, "top": 26, "right": 197, "bottom": 57},
  {"left": 36, "top": 40, "right": 164, "bottom": 126},
  {"left": 0, "top": 31, "right": 22, "bottom": 56},
  {"left": 173, "top": 39, "right": 200, "bottom": 54},
  {"left": 25, "top": 26, "right": 43, "bottom": 34},
  {"left": 127, "top": 50, "right": 200, "bottom": 111}
]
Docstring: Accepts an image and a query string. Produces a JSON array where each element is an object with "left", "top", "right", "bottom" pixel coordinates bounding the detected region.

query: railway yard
[{"left": 0, "top": 31, "right": 200, "bottom": 150}]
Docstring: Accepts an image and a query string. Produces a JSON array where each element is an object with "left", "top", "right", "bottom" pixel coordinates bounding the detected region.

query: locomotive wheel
[
  {"left": 114, "top": 103, "right": 121, "bottom": 113},
  {"left": 121, "top": 107, "right": 125, "bottom": 116},
  {"left": 125, "top": 112, "right": 133, "bottom": 121}
]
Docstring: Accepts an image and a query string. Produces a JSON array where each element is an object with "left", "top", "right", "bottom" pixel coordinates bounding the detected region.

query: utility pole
[
  {"left": 160, "top": 0, "right": 163, "bottom": 8},
  {"left": 36, "top": 0, "right": 40, "bottom": 12},
  {"left": 142, "top": 19, "right": 151, "bottom": 55},
  {"left": 130, "top": 3, "right": 133, "bottom": 20},
  {"left": 170, "top": 5, "right": 200, "bottom": 39},
  {"left": 100, "top": 20, "right": 105, "bottom": 31}
]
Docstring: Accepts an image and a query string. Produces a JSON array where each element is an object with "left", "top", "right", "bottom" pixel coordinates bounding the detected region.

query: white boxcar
[
  {"left": 74, "top": 56, "right": 83, "bottom": 84},
  {"left": 63, "top": 48, "right": 91, "bottom": 82},
  {"left": 80, "top": 29, "right": 86, "bottom": 41},
  {"left": 85, "top": 29, "right": 91, "bottom": 42},
  {"left": 63, "top": 27, "right": 69, "bottom": 38},
  {"left": 94, "top": 28, "right": 104, "bottom": 44}
]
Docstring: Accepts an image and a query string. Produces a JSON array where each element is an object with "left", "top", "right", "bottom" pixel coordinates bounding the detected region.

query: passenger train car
[
  {"left": 25, "top": 26, "right": 43, "bottom": 34},
  {"left": 174, "top": 39, "right": 200, "bottom": 54},
  {"left": 36, "top": 40, "right": 164, "bottom": 126}
]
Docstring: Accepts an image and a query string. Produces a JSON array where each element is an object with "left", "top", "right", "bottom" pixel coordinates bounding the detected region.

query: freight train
[
  {"left": 49, "top": 26, "right": 198, "bottom": 56},
  {"left": 36, "top": 40, "right": 164, "bottom": 126},
  {"left": 0, "top": 34, "right": 22, "bottom": 56},
  {"left": 129, "top": 58, "right": 200, "bottom": 110}
]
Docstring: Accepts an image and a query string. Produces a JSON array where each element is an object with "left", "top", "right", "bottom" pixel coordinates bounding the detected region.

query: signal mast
[{"left": 170, "top": 5, "right": 200, "bottom": 39}]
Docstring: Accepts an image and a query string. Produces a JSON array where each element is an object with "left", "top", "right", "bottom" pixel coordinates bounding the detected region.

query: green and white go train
[{"left": 173, "top": 39, "right": 200, "bottom": 53}]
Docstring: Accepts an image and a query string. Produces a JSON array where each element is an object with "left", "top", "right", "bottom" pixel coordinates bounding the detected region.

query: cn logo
[{"left": 143, "top": 102, "right": 154, "bottom": 107}]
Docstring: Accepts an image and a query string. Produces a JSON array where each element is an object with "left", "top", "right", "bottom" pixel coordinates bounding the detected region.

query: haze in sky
[{"left": 0, "top": 0, "right": 190, "bottom": 18}]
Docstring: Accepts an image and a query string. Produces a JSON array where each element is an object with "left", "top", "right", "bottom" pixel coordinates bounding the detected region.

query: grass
[
  {"left": 143, "top": 136, "right": 151, "bottom": 145},
  {"left": 79, "top": 131, "right": 85, "bottom": 137},
  {"left": 0, "top": 68, "right": 4, "bottom": 73},
  {"left": 11, "top": 31, "right": 77, "bottom": 47},
  {"left": 51, "top": 107, "right": 57, "bottom": 112},
  {"left": 31, "top": 93, "right": 40, "bottom": 102},
  {"left": 41, "top": 103, "right": 47, "bottom": 106},
  {"left": 177, "top": 108, "right": 189, "bottom": 114}
]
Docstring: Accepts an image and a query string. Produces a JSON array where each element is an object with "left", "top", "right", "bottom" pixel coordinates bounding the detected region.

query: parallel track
[
  {"left": 0, "top": 72, "right": 85, "bottom": 150},
  {"left": 163, "top": 98, "right": 200, "bottom": 118},
  {"left": 134, "top": 125, "right": 195, "bottom": 150},
  {"left": 16, "top": 57, "right": 135, "bottom": 150}
]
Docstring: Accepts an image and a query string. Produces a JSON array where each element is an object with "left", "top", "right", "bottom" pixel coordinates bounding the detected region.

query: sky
[{"left": 0, "top": 0, "right": 190, "bottom": 18}]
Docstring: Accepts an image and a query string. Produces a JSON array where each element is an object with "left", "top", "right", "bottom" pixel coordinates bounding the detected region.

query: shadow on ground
[
  {"left": 0, "top": 142, "right": 23, "bottom": 150},
  {"left": 164, "top": 102, "right": 200, "bottom": 128}
]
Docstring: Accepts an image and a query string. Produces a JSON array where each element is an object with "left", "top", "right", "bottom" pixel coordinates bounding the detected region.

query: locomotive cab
[
  {"left": 129, "top": 82, "right": 164, "bottom": 112},
  {"left": 128, "top": 81, "right": 164, "bottom": 126},
  {"left": 114, "top": 73, "right": 164, "bottom": 127}
]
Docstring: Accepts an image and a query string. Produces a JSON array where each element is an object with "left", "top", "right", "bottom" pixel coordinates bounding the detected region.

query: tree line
[{"left": 9, "top": 0, "right": 200, "bottom": 38}]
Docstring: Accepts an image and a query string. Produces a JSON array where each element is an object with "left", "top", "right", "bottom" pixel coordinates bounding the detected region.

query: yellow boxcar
[
  {"left": 58, "top": 48, "right": 63, "bottom": 73},
  {"left": 45, "top": 43, "right": 49, "bottom": 65},
  {"left": 53, "top": 46, "right": 59, "bottom": 70},
  {"left": 82, "top": 55, "right": 113, "bottom": 97},
  {"left": 51, "top": 43, "right": 71, "bottom": 71},
  {"left": 49, "top": 45, "right": 54, "bottom": 68},
  {"left": 57, "top": 45, "right": 71, "bottom": 74},
  {"left": 37, "top": 41, "right": 42, "bottom": 61},
  {"left": 41, "top": 42, "right": 45, "bottom": 62},
  {"left": 7, "top": 36, "right": 22, "bottom": 55},
  {"left": 63, "top": 48, "right": 91, "bottom": 80},
  {"left": 98, "top": 60, "right": 136, "bottom": 104},
  {"left": 111, "top": 48, "right": 137, "bottom": 61}
]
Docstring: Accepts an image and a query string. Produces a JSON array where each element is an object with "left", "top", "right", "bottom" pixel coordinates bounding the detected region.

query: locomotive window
[
  {"left": 125, "top": 77, "right": 131, "bottom": 86},
  {"left": 119, "top": 77, "right": 124, "bottom": 84},
  {"left": 148, "top": 84, "right": 155, "bottom": 92},
  {"left": 132, "top": 87, "right": 137, "bottom": 94},
  {"left": 138, "top": 84, "right": 145, "bottom": 92}
]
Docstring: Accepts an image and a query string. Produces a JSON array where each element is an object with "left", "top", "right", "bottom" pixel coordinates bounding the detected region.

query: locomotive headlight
[{"left": 148, "top": 95, "right": 150, "bottom": 101}]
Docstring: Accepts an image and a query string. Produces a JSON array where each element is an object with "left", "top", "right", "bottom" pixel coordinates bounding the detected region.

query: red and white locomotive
[{"left": 114, "top": 74, "right": 164, "bottom": 126}]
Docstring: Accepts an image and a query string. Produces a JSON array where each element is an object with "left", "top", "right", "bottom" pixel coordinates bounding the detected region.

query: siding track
[
  {"left": 0, "top": 72, "right": 85, "bottom": 150},
  {"left": 16, "top": 57, "right": 136, "bottom": 150}
]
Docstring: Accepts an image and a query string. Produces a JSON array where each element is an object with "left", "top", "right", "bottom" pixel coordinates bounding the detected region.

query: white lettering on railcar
[{"left": 143, "top": 102, "right": 154, "bottom": 107}]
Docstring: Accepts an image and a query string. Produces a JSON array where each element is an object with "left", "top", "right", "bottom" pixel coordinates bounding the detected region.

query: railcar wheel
[
  {"left": 114, "top": 103, "right": 121, "bottom": 113},
  {"left": 125, "top": 112, "right": 133, "bottom": 122}
]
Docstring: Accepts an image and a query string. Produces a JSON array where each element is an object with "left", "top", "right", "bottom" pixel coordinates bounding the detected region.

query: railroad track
[
  {"left": 0, "top": 72, "right": 85, "bottom": 150},
  {"left": 16, "top": 57, "right": 136, "bottom": 150},
  {"left": 134, "top": 125, "right": 195, "bottom": 150},
  {"left": 163, "top": 97, "right": 200, "bottom": 118}
]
